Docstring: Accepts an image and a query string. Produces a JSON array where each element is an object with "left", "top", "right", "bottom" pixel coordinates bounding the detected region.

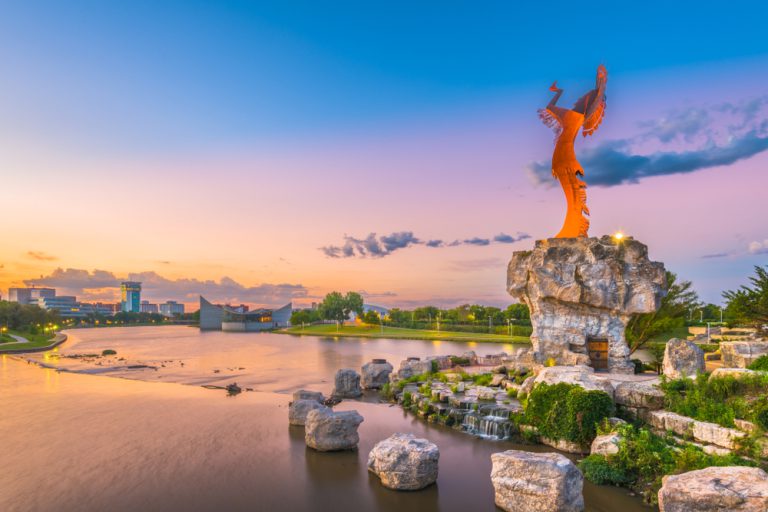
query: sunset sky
[{"left": 1, "top": 1, "right": 767, "bottom": 309}]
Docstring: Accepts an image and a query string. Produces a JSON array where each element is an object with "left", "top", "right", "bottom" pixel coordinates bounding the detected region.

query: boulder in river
[
  {"left": 590, "top": 433, "right": 621, "bottom": 456},
  {"left": 332, "top": 368, "right": 362, "bottom": 398},
  {"left": 289, "top": 399, "right": 328, "bottom": 426},
  {"left": 361, "top": 359, "right": 394, "bottom": 389},
  {"left": 491, "top": 449, "right": 584, "bottom": 512},
  {"left": 658, "top": 466, "right": 768, "bottom": 511},
  {"left": 662, "top": 338, "right": 705, "bottom": 379},
  {"left": 367, "top": 433, "right": 439, "bottom": 490},
  {"left": 292, "top": 389, "right": 325, "bottom": 403},
  {"left": 304, "top": 408, "right": 364, "bottom": 451}
]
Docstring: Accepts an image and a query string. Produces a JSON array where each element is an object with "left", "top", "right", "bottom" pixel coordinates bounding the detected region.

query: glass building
[{"left": 120, "top": 282, "right": 142, "bottom": 313}]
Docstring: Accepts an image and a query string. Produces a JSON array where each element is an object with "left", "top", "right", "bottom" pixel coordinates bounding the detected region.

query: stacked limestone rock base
[
  {"left": 367, "top": 433, "right": 439, "bottom": 490},
  {"left": 490, "top": 450, "right": 584, "bottom": 512},
  {"left": 289, "top": 390, "right": 328, "bottom": 426},
  {"left": 332, "top": 368, "right": 363, "bottom": 398},
  {"left": 507, "top": 236, "right": 666, "bottom": 374},
  {"left": 304, "top": 408, "right": 364, "bottom": 451},
  {"left": 658, "top": 466, "right": 768, "bottom": 511}
]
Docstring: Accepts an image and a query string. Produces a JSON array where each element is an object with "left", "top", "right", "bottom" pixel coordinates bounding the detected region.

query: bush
[
  {"left": 430, "top": 360, "right": 439, "bottom": 373},
  {"left": 754, "top": 401, "right": 768, "bottom": 431},
  {"left": 631, "top": 359, "right": 644, "bottom": 374},
  {"left": 102, "top": 349, "right": 117, "bottom": 356},
  {"left": 579, "top": 454, "right": 630, "bottom": 485},
  {"left": 402, "top": 392, "right": 413, "bottom": 408},
  {"left": 748, "top": 355, "right": 768, "bottom": 371},
  {"left": 472, "top": 373, "right": 493, "bottom": 386},
  {"left": 449, "top": 356, "right": 471, "bottom": 366},
  {"left": 523, "top": 383, "right": 614, "bottom": 445}
]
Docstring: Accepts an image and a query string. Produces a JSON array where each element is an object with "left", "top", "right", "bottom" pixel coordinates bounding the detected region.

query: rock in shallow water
[
  {"left": 332, "top": 368, "right": 362, "bottom": 398},
  {"left": 361, "top": 360, "right": 393, "bottom": 389},
  {"left": 288, "top": 399, "right": 328, "bottom": 426},
  {"left": 367, "top": 433, "right": 439, "bottom": 490},
  {"left": 304, "top": 408, "right": 364, "bottom": 451},
  {"left": 658, "top": 466, "right": 768, "bottom": 511},
  {"left": 292, "top": 389, "right": 325, "bottom": 403},
  {"left": 491, "top": 449, "right": 584, "bottom": 512}
]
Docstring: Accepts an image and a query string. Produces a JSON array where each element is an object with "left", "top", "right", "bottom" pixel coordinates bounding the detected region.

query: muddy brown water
[{"left": 0, "top": 327, "right": 652, "bottom": 511}]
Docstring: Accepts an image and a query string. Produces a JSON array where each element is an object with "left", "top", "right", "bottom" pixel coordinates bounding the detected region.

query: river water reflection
[{"left": 0, "top": 327, "right": 651, "bottom": 511}]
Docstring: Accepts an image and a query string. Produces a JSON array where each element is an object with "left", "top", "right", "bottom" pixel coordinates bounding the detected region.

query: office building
[
  {"left": 9, "top": 287, "right": 56, "bottom": 304},
  {"left": 120, "top": 282, "right": 142, "bottom": 313},
  {"left": 159, "top": 300, "right": 184, "bottom": 317},
  {"left": 140, "top": 301, "right": 159, "bottom": 314}
]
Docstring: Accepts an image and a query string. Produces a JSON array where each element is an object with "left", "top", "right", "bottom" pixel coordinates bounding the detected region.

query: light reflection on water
[{"left": 0, "top": 327, "right": 651, "bottom": 512}]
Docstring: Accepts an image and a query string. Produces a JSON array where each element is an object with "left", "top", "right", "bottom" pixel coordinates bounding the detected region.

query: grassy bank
[
  {"left": 0, "top": 330, "right": 57, "bottom": 352},
  {"left": 279, "top": 323, "right": 530, "bottom": 344}
]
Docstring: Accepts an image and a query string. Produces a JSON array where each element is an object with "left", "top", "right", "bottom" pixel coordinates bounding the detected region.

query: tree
[
  {"left": 723, "top": 265, "right": 768, "bottom": 335},
  {"left": 505, "top": 303, "right": 530, "bottom": 321},
  {"left": 625, "top": 271, "right": 699, "bottom": 353},
  {"left": 318, "top": 291, "right": 364, "bottom": 326},
  {"left": 362, "top": 309, "right": 380, "bottom": 324}
]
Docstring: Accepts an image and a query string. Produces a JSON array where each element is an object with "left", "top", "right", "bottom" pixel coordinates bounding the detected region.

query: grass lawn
[
  {"left": 0, "top": 330, "right": 57, "bottom": 352},
  {"left": 279, "top": 323, "right": 530, "bottom": 344}
]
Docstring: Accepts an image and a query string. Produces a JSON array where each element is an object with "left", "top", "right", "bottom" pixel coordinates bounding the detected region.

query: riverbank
[
  {"left": 279, "top": 323, "right": 530, "bottom": 344},
  {"left": 0, "top": 331, "right": 66, "bottom": 353}
]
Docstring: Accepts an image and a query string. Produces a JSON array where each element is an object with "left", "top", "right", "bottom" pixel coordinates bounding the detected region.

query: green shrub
[
  {"left": 472, "top": 373, "right": 493, "bottom": 386},
  {"left": 402, "top": 392, "right": 412, "bottom": 408},
  {"left": 430, "top": 360, "right": 439, "bottom": 373},
  {"left": 748, "top": 355, "right": 768, "bottom": 371},
  {"left": 102, "top": 349, "right": 117, "bottom": 356},
  {"left": 381, "top": 382, "right": 394, "bottom": 401},
  {"left": 579, "top": 454, "right": 630, "bottom": 485},
  {"left": 754, "top": 401, "right": 768, "bottom": 431},
  {"left": 523, "top": 383, "right": 614, "bottom": 444},
  {"left": 631, "top": 359, "right": 644, "bottom": 374},
  {"left": 449, "top": 356, "right": 470, "bottom": 366}
]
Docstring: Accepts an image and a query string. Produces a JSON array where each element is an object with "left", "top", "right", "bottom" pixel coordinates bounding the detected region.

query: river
[{"left": 0, "top": 326, "right": 651, "bottom": 511}]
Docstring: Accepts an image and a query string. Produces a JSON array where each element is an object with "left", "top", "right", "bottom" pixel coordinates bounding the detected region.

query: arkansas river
[{"left": 0, "top": 326, "right": 650, "bottom": 512}]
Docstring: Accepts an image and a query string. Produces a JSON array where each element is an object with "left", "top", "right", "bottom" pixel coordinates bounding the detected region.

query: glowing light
[{"left": 613, "top": 231, "right": 625, "bottom": 241}]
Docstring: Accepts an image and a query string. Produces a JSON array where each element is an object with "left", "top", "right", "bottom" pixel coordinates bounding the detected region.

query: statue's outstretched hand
[{"left": 549, "top": 81, "right": 561, "bottom": 92}]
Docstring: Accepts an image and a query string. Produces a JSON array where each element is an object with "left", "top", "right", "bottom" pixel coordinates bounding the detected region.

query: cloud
[
  {"left": 463, "top": 237, "right": 490, "bottom": 246},
  {"left": 701, "top": 252, "right": 729, "bottom": 259},
  {"left": 748, "top": 240, "right": 768, "bottom": 255},
  {"left": 527, "top": 96, "right": 768, "bottom": 187},
  {"left": 26, "top": 251, "right": 57, "bottom": 261},
  {"left": 445, "top": 258, "right": 504, "bottom": 272},
  {"left": 493, "top": 232, "right": 531, "bottom": 244},
  {"left": 358, "top": 290, "right": 398, "bottom": 299},
  {"left": 321, "top": 230, "right": 531, "bottom": 258},
  {"left": 24, "top": 268, "right": 307, "bottom": 306}
]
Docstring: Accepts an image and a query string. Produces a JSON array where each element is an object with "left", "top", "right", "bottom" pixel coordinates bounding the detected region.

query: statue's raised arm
[{"left": 537, "top": 65, "right": 607, "bottom": 238}]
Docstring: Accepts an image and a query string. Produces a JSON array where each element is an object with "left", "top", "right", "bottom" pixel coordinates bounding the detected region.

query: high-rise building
[
  {"left": 159, "top": 300, "right": 184, "bottom": 317},
  {"left": 9, "top": 287, "right": 56, "bottom": 304},
  {"left": 120, "top": 282, "right": 142, "bottom": 313},
  {"left": 140, "top": 300, "right": 159, "bottom": 314}
]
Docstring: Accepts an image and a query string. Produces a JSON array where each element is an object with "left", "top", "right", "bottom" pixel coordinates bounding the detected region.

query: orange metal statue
[{"left": 538, "top": 65, "right": 607, "bottom": 238}]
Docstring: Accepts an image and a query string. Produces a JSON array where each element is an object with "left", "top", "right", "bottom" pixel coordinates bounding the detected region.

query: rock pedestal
[
  {"left": 367, "top": 433, "right": 439, "bottom": 490},
  {"left": 304, "top": 408, "right": 364, "bottom": 451},
  {"left": 289, "top": 399, "right": 328, "bottom": 426},
  {"left": 332, "top": 369, "right": 363, "bottom": 398},
  {"left": 361, "top": 359, "right": 394, "bottom": 389},
  {"left": 662, "top": 338, "right": 705, "bottom": 379},
  {"left": 508, "top": 236, "right": 666, "bottom": 374},
  {"left": 658, "top": 466, "right": 768, "bottom": 511},
  {"left": 720, "top": 341, "right": 768, "bottom": 368},
  {"left": 491, "top": 450, "right": 584, "bottom": 512}
]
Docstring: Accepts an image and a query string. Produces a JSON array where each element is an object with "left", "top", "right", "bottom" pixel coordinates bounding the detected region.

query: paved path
[{"left": 1, "top": 334, "right": 30, "bottom": 347}]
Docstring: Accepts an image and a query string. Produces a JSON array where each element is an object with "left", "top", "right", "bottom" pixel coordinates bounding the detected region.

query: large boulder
[
  {"left": 395, "top": 358, "right": 432, "bottom": 380},
  {"left": 508, "top": 236, "right": 666, "bottom": 374},
  {"left": 367, "top": 433, "right": 439, "bottom": 490},
  {"left": 663, "top": 339, "right": 705, "bottom": 379},
  {"left": 361, "top": 359, "right": 393, "bottom": 389},
  {"left": 720, "top": 341, "right": 768, "bottom": 368},
  {"left": 658, "top": 466, "right": 768, "bottom": 511},
  {"left": 532, "top": 365, "right": 614, "bottom": 398},
  {"left": 292, "top": 389, "right": 325, "bottom": 403},
  {"left": 332, "top": 368, "right": 362, "bottom": 398},
  {"left": 304, "top": 408, "right": 364, "bottom": 451},
  {"left": 490, "top": 450, "right": 584, "bottom": 512},
  {"left": 591, "top": 433, "right": 621, "bottom": 456},
  {"left": 289, "top": 399, "right": 328, "bottom": 426}
]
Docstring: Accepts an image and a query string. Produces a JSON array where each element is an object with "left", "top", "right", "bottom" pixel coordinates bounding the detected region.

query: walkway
[{"left": 1, "top": 334, "right": 30, "bottom": 347}]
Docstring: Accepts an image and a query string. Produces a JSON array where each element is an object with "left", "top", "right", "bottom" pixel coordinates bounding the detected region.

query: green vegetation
[
  {"left": 723, "top": 265, "right": 768, "bottom": 336},
  {"left": 279, "top": 323, "right": 530, "bottom": 343},
  {"left": 102, "top": 349, "right": 117, "bottom": 356},
  {"left": 626, "top": 272, "right": 699, "bottom": 353},
  {"left": 524, "top": 382, "right": 614, "bottom": 445},
  {"left": 749, "top": 355, "right": 768, "bottom": 371},
  {"left": 319, "top": 291, "right": 364, "bottom": 326},
  {"left": 579, "top": 424, "right": 756, "bottom": 505},
  {"left": 661, "top": 372, "right": 768, "bottom": 429},
  {"left": 0, "top": 329, "right": 57, "bottom": 352}
]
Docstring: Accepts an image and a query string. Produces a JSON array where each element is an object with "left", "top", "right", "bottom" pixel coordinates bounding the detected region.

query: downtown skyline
[{"left": 2, "top": 1, "right": 768, "bottom": 308}]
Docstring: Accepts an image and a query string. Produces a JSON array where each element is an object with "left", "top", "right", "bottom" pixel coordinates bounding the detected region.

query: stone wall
[{"left": 508, "top": 236, "right": 666, "bottom": 373}]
